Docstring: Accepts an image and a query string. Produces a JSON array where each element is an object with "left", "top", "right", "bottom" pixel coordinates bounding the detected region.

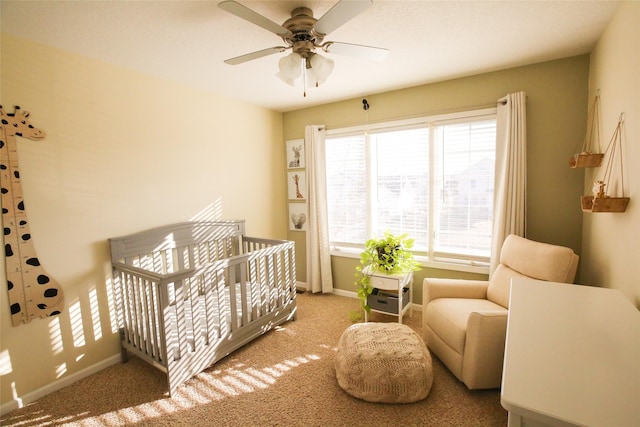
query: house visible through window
[{"left": 325, "top": 108, "right": 497, "bottom": 267}]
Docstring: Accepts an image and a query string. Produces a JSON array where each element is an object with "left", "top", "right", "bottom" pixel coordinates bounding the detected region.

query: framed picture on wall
[
  {"left": 289, "top": 202, "right": 307, "bottom": 231},
  {"left": 287, "top": 171, "right": 306, "bottom": 201},
  {"left": 286, "top": 139, "right": 305, "bottom": 169}
]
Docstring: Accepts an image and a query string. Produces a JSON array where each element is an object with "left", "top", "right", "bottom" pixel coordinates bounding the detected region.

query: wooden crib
[{"left": 109, "top": 220, "right": 297, "bottom": 396}]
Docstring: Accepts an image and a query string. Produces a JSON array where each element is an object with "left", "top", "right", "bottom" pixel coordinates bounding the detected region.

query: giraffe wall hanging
[{"left": 0, "top": 105, "right": 64, "bottom": 326}]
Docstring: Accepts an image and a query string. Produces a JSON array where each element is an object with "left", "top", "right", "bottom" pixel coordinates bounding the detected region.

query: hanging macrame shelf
[
  {"left": 581, "top": 195, "right": 629, "bottom": 213},
  {"left": 581, "top": 112, "right": 629, "bottom": 213},
  {"left": 570, "top": 93, "right": 604, "bottom": 168},
  {"left": 570, "top": 152, "right": 604, "bottom": 168}
]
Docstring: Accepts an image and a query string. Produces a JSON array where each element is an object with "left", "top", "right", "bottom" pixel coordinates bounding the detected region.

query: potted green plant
[{"left": 353, "top": 231, "right": 421, "bottom": 316}]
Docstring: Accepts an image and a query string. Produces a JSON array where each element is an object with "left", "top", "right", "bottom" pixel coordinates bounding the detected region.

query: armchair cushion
[
  {"left": 425, "top": 298, "right": 506, "bottom": 354},
  {"left": 487, "top": 235, "right": 579, "bottom": 308},
  {"left": 486, "top": 264, "right": 530, "bottom": 309}
]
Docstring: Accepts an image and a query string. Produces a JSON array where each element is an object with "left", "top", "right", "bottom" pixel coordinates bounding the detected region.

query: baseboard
[
  {"left": 317, "top": 287, "right": 423, "bottom": 312},
  {"left": 0, "top": 353, "right": 121, "bottom": 416},
  {"left": 297, "top": 283, "right": 354, "bottom": 299},
  {"left": 331, "top": 288, "right": 356, "bottom": 299},
  {"left": 296, "top": 281, "right": 307, "bottom": 292}
]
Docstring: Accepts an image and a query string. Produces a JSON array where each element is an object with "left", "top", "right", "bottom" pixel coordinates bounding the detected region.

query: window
[{"left": 325, "top": 108, "right": 497, "bottom": 266}]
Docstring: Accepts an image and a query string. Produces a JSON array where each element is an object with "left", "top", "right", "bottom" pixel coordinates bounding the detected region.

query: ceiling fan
[{"left": 218, "top": 0, "right": 388, "bottom": 94}]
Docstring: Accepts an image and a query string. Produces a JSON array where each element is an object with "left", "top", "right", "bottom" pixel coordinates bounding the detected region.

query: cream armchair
[{"left": 422, "top": 235, "right": 579, "bottom": 389}]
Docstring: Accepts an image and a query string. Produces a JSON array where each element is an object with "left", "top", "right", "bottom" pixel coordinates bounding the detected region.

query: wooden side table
[{"left": 364, "top": 270, "right": 414, "bottom": 323}]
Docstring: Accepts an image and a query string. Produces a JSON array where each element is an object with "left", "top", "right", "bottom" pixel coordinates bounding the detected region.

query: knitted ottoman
[{"left": 335, "top": 322, "right": 433, "bottom": 403}]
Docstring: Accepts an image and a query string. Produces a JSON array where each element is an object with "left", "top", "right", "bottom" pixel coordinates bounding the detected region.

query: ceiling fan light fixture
[
  {"left": 276, "top": 52, "right": 302, "bottom": 86},
  {"left": 220, "top": 0, "right": 386, "bottom": 94},
  {"left": 309, "top": 53, "right": 335, "bottom": 86}
]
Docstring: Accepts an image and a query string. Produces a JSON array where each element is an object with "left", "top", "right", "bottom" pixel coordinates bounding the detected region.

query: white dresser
[{"left": 501, "top": 278, "right": 640, "bottom": 427}]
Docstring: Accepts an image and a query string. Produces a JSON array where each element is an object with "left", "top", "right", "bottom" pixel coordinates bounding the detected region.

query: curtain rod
[{"left": 326, "top": 101, "right": 503, "bottom": 131}]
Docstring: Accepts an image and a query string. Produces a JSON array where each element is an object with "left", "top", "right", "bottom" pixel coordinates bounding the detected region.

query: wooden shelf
[
  {"left": 569, "top": 153, "right": 604, "bottom": 168},
  {"left": 581, "top": 195, "right": 629, "bottom": 213}
]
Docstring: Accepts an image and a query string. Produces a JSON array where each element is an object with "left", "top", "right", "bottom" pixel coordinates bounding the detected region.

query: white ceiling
[{"left": 1, "top": 1, "right": 621, "bottom": 112}]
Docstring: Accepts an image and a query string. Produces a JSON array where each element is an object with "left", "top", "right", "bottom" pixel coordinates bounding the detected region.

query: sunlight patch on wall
[
  {"left": 69, "top": 301, "right": 86, "bottom": 348},
  {"left": 89, "top": 288, "right": 102, "bottom": 341},
  {"left": 189, "top": 199, "right": 224, "bottom": 222},
  {"left": 55, "top": 362, "right": 67, "bottom": 379},
  {"left": 0, "top": 350, "right": 13, "bottom": 375},
  {"left": 48, "top": 317, "right": 64, "bottom": 356},
  {"left": 105, "top": 274, "right": 120, "bottom": 335}
]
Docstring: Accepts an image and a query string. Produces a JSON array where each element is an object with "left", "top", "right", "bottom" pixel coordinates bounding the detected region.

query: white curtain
[
  {"left": 491, "top": 92, "right": 527, "bottom": 275},
  {"left": 304, "top": 125, "right": 333, "bottom": 293}
]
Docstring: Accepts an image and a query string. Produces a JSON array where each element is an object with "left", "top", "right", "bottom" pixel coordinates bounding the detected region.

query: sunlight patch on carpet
[{"left": 69, "top": 353, "right": 327, "bottom": 424}]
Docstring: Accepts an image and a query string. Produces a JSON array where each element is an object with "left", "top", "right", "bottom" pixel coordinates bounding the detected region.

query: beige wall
[
  {"left": 284, "top": 55, "right": 589, "bottom": 300},
  {"left": 0, "top": 34, "right": 285, "bottom": 408},
  {"left": 581, "top": 1, "right": 640, "bottom": 305}
]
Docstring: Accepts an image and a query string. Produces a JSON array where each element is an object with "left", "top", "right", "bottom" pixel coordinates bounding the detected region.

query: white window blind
[
  {"left": 433, "top": 119, "right": 496, "bottom": 260},
  {"left": 371, "top": 128, "right": 430, "bottom": 251},
  {"left": 326, "top": 134, "right": 368, "bottom": 247},
  {"left": 325, "top": 109, "right": 496, "bottom": 265}
]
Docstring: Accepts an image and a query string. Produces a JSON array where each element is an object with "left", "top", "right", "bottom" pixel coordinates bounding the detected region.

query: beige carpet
[{"left": 1, "top": 292, "right": 507, "bottom": 426}]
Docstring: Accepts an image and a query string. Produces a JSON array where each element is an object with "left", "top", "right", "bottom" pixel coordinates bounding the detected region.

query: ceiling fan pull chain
[{"left": 303, "top": 57, "right": 308, "bottom": 97}]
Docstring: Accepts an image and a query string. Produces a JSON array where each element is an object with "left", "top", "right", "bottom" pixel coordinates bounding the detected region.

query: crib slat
[
  {"left": 147, "top": 282, "right": 160, "bottom": 361},
  {"left": 214, "top": 268, "right": 227, "bottom": 339},
  {"left": 259, "top": 254, "right": 268, "bottom": 316},
  {"left": 239, "top": 261, "right": 249, "bottom": 326},
  {"left": 132, "top": 275, "right": 143, "bottom": 351},
  {"left": 229, "top": 265, "right": 239, "bottom": 331},
  {"left": 202, "top": 266, "right": 215, "bottom": 344},
  {"left": 141, "top": 280, "right": 152, "bottom": 356},
  {"left": 275, "top": 251, "right": 284, "bottom": 307},
  {"left": 267, "top": 252, "right": 276, "bottom": 311},
  {"left": 173, "top": 280, "right": 187, "bottom": 361},
  {"left": 190, "top": 275, "right": 203, "bottom": 352},
  {"left": 158, "top": 282, "right": 171, "bottom": 364}
]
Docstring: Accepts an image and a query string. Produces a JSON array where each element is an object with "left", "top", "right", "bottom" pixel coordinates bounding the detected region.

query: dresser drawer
[
  {"left": 368, "top": 287, "right": 410, "bottom": 312},
  {"left": 370, "top": 275, "right": 400, "bottom": 291}
]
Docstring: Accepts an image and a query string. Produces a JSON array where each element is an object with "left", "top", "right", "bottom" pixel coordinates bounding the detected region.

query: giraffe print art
[
  {"left": 0, "top": 105, "right": 64, "bottom": 326},
  {"left": 293, "top": 174, "right": 304, "bottom": 199}
]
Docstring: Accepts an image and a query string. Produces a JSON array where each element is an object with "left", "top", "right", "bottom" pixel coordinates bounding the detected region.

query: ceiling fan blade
[
  {"left": 218, "top": 0, "right": 292, "bottom": 37},
  {"left": 323, "top": 42, "right": 388, "bottom": 62},
  {"left": 314, "top": 0, "right": 373, "bottom": 36},
  {"left": 224, "top": 46, "right": 288, "bottom": 65}
]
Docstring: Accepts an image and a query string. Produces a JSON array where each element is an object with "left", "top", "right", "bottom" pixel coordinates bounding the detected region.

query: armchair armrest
[
  {"left": 422, "top": 278, "right": 490, "bottom": 306},
  {"left": 462, "top": 311, "right": 508, "bottom": 389}
]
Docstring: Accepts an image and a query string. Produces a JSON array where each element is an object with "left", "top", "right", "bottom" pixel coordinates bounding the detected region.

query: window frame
[{"left": 325, "top": 107, "right": 497, "bottom": 274}]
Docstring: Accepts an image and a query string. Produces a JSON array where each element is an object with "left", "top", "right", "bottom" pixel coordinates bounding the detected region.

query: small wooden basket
[
  {"left": 569, "top": 153, "right": 604, "bottom": 168},
  {"left": 581, "top": 196, "right": 629, "bottom": 213}
]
